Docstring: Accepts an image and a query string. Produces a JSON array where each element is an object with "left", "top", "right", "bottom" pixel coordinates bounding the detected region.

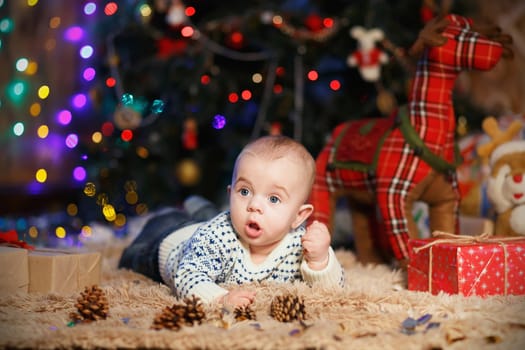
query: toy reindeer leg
[
  {"left": 407, "top": 171, "right": 460, "bottom": 235},
  {"left": 347, "top": 198, "right": 385, "bottom": 264}
]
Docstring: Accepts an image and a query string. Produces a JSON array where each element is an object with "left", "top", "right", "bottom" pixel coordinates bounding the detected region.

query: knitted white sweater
[{"left": 158, "top": 211, "right": 344, "bottom": 303}]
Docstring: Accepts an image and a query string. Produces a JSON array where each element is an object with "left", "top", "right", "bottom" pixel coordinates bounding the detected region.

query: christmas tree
[{"left": 1, "top": 0, "right": 521, "bottom": 245}]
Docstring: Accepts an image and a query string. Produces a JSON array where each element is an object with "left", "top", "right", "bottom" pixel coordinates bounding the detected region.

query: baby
[{"left": 119, "top": 135, "right": 344, "bottom": 307}]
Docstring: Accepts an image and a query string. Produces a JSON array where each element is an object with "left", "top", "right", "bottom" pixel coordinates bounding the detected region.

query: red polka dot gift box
[{"left": 408, "top": 231, "right": 525, "bottom": 297}]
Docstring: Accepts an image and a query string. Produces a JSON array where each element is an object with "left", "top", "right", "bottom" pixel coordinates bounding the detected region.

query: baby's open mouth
[{"left": 245, "top": 220, "right": 262, "bottom": 238}]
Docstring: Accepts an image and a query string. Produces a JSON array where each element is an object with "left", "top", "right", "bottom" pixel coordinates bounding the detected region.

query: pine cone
[
  {"left": 234, "top": 305, "right": 256, "bottom": 321},
  {"left": 151, "top": 295, "right": 206, "bottom": 331},
  {"left": 270, "top": 294, "right": 307, "bottom": 322},
  {"left": 151, "top": 304, "right": 186, "bottom": 331},
  {"left": 69, "top": 285, "right": 109, "bottom": 323},
  {"left": 182, "top": 295, "right": 206, "bottom": 325}
]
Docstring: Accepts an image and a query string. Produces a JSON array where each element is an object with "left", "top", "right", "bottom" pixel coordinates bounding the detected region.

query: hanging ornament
[
  {"left": 347, "top": 26, "right": 389, "bottom": 82},
  {"left": 304, "top": 13, "right": 324, "bottom": 32},
  {"left": 114, "top": 93, "right": 165, "bottom": 130},
  {"left": 269, "top": 122, "right": 282, "bottom": 136},
  {"left": 376, "top": 89, "right": 397, "bottom": 116},
  {"left": 113, "top": 104, "right": 142, "bottom": 130},
  {"left": 83, "top": 182, "right": 97, "bottom": 197},
  {"left": 175, "top": 158, "right": 201, "bottom": 187},
  {"left": 150, "top": 99, "right": 165, "bottom": 115},
  {"left": 182, "top": 117, "right": 198, "bottom": 150},
  {"left": 420, "top": 0, "right": 437, "bottom": 24},
  {"left": 166, "top": 0, "right": 187, "bottom": 27},
  {"left": 156, "top": 37, "right": 188, "bottom": 58}
]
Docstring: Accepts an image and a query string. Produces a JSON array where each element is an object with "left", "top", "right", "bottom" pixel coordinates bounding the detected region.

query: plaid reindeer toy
[{"left": 309, "top": 14, "right": 513, "bottom": 267}]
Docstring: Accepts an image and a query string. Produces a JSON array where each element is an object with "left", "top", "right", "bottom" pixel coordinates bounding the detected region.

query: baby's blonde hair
[{"left": 233, "top": 135, "right": 316, "bottom": 202}]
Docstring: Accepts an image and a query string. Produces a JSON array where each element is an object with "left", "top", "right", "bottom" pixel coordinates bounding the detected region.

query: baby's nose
[{"left": 247, "top": 196, "right": 264, "bottom": 213}]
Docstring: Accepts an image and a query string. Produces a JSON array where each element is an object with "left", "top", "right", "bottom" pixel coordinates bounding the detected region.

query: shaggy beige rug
[{"left": 1, "top": 241, "right": 524, "bottom": 350}]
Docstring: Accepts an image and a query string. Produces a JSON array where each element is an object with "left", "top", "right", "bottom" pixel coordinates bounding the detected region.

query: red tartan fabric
[
  {"left": 333, "top": 116, "right": 395, "bottom": 164},
  {"left": 310, "top": 14, "right": 504, "bottom": 260}
]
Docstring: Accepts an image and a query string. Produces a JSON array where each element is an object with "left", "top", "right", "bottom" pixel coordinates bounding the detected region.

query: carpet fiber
[{"left": 1, "top": 241, "right": 524, "bottom": 350}]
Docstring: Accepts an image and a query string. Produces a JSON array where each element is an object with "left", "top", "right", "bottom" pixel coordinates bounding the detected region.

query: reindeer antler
[
  {"left": 471, "top": 23, "right": 514, "bottom": 59},
  {"left": 477, "top": 116, "right": 523, "bottom": 159},
  {"left": 408, "top": 15, "right": 514, "bottom": 60},
  {"left": 408, "top": 15, "right": 450, "bottom": 58}
]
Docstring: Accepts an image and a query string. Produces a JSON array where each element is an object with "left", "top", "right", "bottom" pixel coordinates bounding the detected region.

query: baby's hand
[
  {"left": 221, "top": 290, "right": 256, "bottom": 308},
  {"left": 301, "top": 220, "right": 331, "bottom": 270}
]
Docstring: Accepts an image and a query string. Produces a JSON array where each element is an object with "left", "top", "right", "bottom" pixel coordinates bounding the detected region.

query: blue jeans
[{"left": 118, "top": 197, "right": 219, "bottom": 282}]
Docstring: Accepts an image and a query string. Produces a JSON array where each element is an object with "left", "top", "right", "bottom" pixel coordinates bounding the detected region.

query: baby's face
[{"left": 229, "top": 152, "right": 310, "bottom": 256}]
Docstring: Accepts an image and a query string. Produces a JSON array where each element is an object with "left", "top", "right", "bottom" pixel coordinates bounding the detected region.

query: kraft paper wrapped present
[
  {"left": 408, "top": 231, "right": 525, "bottom": 296},
  {"left": 0, "top": 246, "right": 29, "bottom": 293},
  {"left": 28, "top": 248, "right": 101, "bottom": 293}
]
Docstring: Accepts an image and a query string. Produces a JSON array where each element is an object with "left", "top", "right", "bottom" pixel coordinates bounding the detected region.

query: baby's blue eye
[
  {"left": 269, "top": 195, "right": 280, "bottom": 204},
  {"left": 240, "top": 188, "right": 250, "bottom": 196}
]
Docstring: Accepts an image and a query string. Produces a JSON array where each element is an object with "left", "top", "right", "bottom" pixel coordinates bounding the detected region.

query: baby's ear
[{"left": 292, "top": 204, "right": 314, "bottom": 229}]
